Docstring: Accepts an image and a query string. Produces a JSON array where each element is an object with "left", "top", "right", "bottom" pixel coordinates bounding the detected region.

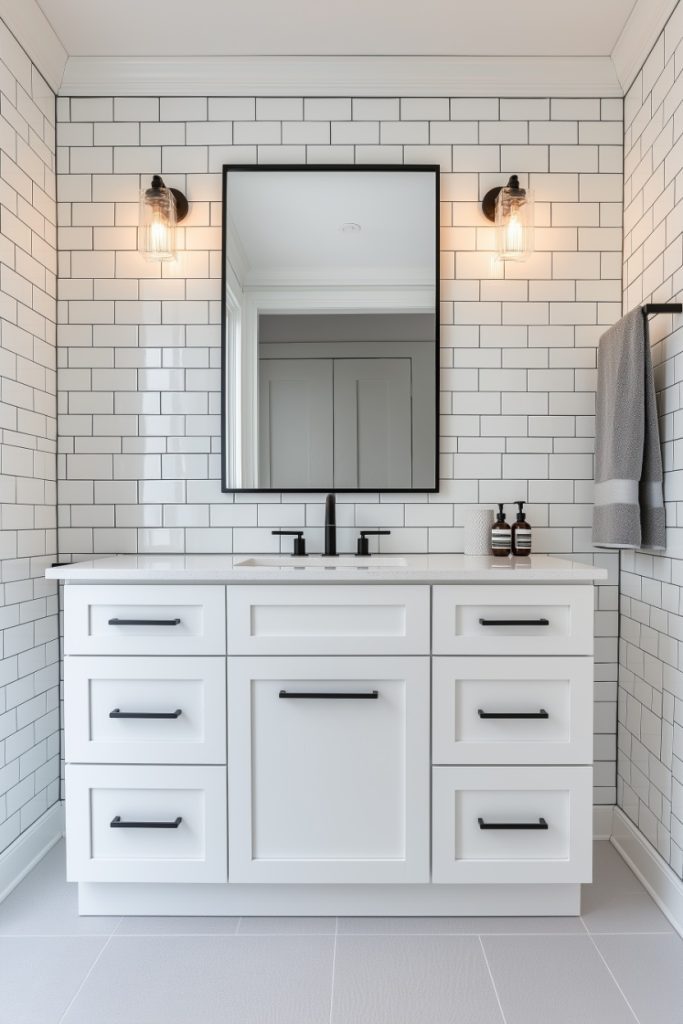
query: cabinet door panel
[
  {"left": 228, "top": 656, "right": 429, "bottom": 883},
  {"left": 432, "top": 765, "right": 592, "bottom": 884},
  {"left": 66, "top": 764, "right": 227, "bottom": 884},
  {"left": 65, "top": 656, "right": 226, "bottom": 765},
  {"left": 432, "top": 657, "right": 593, "bottom": 765},
  {"left": 432, "top": 585, "right": 593, "bottom": 656}
]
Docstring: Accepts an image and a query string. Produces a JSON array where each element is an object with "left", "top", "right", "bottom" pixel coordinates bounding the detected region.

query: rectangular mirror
[{"left": 221, "top": 165, "right": 439, "bottom": 492}]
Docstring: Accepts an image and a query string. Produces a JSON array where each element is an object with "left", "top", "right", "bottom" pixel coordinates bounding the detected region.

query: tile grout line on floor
[
  {"left": 579, "top": 916, "right": 643, "bottom": 1024},
  {"left": 328, "top": 916, "right": 339, "bottom": 1024},
  {"left": 477, "top": 934, "right": 509, "bottom": 1024},
  {"left": 56, "top": 932, "right": 115, "bottom": 1024}
]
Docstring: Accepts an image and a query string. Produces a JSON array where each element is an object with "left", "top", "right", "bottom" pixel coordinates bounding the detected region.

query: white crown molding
[
  {"left": 611, "top": 0, "right": 678, "bottom": 94},
  {"left": 0, "top": 0, "right": 67, "bottom": 93},
  {"left": 60, "top": 54, "right": 622, "bottom": 98}
]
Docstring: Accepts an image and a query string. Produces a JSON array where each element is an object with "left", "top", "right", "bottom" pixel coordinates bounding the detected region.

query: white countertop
[{"left": 46, "top": 553, "right": 607, "bottom": 583}]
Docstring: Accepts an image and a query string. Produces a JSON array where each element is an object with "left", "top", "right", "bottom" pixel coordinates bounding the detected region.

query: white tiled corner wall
[
  {"left": 619, "top": 0, "right": 683, "bottom": 878},
  {"left": 0, "top": 20, "right": 59, "bottom": 856},
  {"left": 55, "top": 91, "right": 623, "bottom": 805}
]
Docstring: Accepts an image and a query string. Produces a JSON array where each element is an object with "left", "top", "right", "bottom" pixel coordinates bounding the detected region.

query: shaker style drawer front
[
  {"left": 227, "top": 656, "right": 430, "bottom": 883},
  {"left": 432, "top": 585, "right": 593, "bottom": 656},
  {"left": 227, "top": 585, "right": 430, "bottom": 655},
  {"left": 65, "top": 657, "right": 226, "bottom": 765},
  {"left": 66, "top": 764, "right": 227, "bottom": 883},
  {"left": 432, "top": 765, "right": 592, "bottom": 884},
  {"left": 432, "top": 657, "right": 593, "bottom": 766},
  {"left": 64, "top": 585, "right": 226, "bottom": 655}
]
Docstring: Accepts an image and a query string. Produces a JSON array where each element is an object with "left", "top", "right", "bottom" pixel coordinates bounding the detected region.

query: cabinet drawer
[
  {"left": 227, "top": 656, "right": 429, "bottom": 883},
  {"left": 65, "top": 764, "right": 227, "bottom": 883},
  {"left": 432, "top": 585, "right": 593, "bottom": 655},
  {"left": 432, "top": 657, "right": 593, "bottom": 766},
  {"left": 227, "top": 585, "right": 429, "bottom": 655},
  {"left": 64, "top": 585, "right": 226, "bottom": 655},
  {"left": 65, "top": 657, "right": 226, "bottom": 765},
  {"left": 432, "top": 765, "right": 592, "bottom": 884}
]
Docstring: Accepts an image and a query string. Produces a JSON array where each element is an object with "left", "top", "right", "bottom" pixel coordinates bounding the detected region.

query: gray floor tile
[
  {"left": 593, "top": 934, "right": 683, "bottom": 1024},
  {"left": 331, "top": 934, "right": 504, "bottom": 1024},
  {"left": 0, "top": 842, "right": 119, "bottom": 936},
  {"left": 581, "top": 885, "right": 674, "bottom": 933},
  {"left": 237, "top": 915, "right": 336, "bottom": 934},
  {"left": 338, "top": 915, "right": 584, "bottom": 934},
  {"left": 482, "top": 935, "right": 638, "bottom": 1024},
  {"left": 115, "top": 915, "right": 240, "bottom": 935},
  {"left": 591, "top": 841, "right": 645, "bottom": 893},
  {"left": 0, "top": 936, "right": 107, "bottom": 1024},
  {"left": 61, "top": 935, "right": 335, "bottom": 1024}
]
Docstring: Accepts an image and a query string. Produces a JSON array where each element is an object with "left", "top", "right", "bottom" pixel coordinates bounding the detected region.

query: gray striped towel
[{"left": 592, "top": 307, "right": 665, "bottom": 551}]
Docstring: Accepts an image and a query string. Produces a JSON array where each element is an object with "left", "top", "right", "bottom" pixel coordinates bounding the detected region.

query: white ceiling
[
  {"left": 35, "top": 0, "right": 638, "bottom": 57},
  {"left": 0, "top": 0, "right": 674, "bottom": 96}
]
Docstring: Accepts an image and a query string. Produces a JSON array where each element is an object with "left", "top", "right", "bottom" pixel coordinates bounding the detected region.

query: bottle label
[
  {"left": 491, "top": 527, "right": 511, "bottom": 551},
  {"left": 514, "top": 528, "right": 532, "bottom": 552}
]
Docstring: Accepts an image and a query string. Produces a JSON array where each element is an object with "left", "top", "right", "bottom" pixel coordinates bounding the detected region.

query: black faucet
[{"left": 324, "top": 494, "right": 337, "bottom": 556}]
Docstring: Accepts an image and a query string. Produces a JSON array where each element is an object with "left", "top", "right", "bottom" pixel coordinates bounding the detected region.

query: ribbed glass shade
[
  {"left": 495, "top": 177, "right": 533, "bottom": 261},
  {"left": 138, "top": 176, "right": 177, "bottom": 262}
]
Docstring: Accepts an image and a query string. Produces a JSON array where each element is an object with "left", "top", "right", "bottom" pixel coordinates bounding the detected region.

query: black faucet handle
[
  {"left": 356, "top": 530, "right": 391, "bottom": 556},
  {"left": 272, "top": 530, "right": 306, "bottom": 556}
]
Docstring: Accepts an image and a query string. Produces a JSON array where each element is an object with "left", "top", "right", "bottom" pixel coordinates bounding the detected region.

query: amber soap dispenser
[
  {"left": 511, "top": 500, "right": 532, "bottom": 556},
  {"left": 491, "top": 504, "right": 511, "bottom": 557}
]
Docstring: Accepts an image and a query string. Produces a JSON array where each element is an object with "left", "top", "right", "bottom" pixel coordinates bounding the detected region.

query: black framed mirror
[{"left": 221, "top": 165, "right": 440, "bottom": 492}]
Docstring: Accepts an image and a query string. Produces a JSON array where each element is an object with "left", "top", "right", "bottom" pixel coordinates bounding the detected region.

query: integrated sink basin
[{"left": 236, "top": 556, "right": 408, "bottom": 570}]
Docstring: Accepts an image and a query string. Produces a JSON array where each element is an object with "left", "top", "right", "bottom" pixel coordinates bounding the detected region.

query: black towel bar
[{"left": 641, "top": 303, "right": 683, "bottom": 316}]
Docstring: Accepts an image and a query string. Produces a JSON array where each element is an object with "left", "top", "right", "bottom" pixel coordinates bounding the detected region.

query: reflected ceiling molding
[{"left": 59, "top": 54, "right": 622, "bottom": 97}]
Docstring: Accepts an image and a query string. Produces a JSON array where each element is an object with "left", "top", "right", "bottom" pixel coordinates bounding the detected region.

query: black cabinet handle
[
  {"left": 478, "top": 709, "right": 549, "bottom": 720},
  {"left": 478, "top": 817, "right": 548, "bottom": 830},
  {"left": 478, "top": 618, "right": 549, "bottom": 627},
  {"left": 108, "top": 618, "right": 181, "bottom": 626},
  {"left": 278, "top": 690, "right": 379, "bottom": 699},
  {"left": 110, "top": 816, "right": 182, "bottom": 829},
  {"left": 109, "top": 708, "right": 182, "bottom": 720}
]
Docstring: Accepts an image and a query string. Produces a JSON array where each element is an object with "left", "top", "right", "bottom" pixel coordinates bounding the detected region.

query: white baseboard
[
  {"left": 593, "top": 804, "right": 615, "bottom": 840},
  {"left": 0, "top": 802, "right": 64, "bottom": 904},
  {"left": 611, "top": 806, "right": 683, "bottom": 938}
]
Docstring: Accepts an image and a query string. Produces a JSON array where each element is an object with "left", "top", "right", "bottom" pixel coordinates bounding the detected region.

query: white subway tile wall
[
  {"left": 0, "top": 21, "right": 59, "bottom": 855},
  {"left": 56, "top": 92, "right": 623, "bottom": 804},
  {"left": 619, "top": 0, "right": 683, "bottom": 879}
]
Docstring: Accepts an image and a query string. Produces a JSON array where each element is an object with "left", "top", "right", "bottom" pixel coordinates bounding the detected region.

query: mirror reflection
[{"left": 221, "top": 167, "right": 438, "bottom": 491}]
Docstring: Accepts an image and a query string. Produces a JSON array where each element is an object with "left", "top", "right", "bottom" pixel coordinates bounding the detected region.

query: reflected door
[
  {"left": 334, "top": 358, "right": 412, "bottom": 490},
  {"left": 258, "top": 359, "right": 334, "bottom": 489}
]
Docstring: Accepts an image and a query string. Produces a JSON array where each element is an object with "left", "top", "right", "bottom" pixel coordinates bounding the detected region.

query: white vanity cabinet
[{"left": 52, "top": 554, "right": 604, "bottom": 917}]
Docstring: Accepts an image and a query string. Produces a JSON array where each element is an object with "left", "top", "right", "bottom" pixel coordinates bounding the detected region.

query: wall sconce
[
  {"left": 138, "top": 175, "right": 189, "bottom": 262},
  {"left": 481, "top": 175, "right": 533, "bottom": 261}
]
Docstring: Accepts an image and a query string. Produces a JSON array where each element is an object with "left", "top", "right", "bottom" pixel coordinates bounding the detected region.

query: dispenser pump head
[
  {"left": 516, "top": 501, "right": 526, "bottom": 522},
  {"left": 496, "top": 503, "right": 506, "bottom": 522}
]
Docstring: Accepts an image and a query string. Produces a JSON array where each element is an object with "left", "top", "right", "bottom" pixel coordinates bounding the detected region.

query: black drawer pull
[
  {"left": 278, "top": 690, "right": 379, "bottom": 699},
  {"left": 110, "top": 816, "right": 182, "bottom": 829},
  {"left": 109, "top": 708, "right": 182, "bottom": 720},
  {"left": 479, "top": 617, "right": 549, "bottom": 627},
  {"left": 478, "top": 709, "right": 549, "bottom": 720},
  {"left": 108, "top": 618, "right": 181, "bottom": 626},
  {"left": 478, "top": 817, "right": 548, "bottom": 830}
]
